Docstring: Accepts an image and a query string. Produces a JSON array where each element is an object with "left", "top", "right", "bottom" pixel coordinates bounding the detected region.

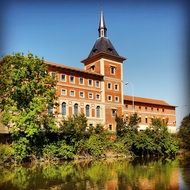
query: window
[
  {"left": 48, "top": 104, "right": 53, "bottom": 114},
  {"left": 70, "top": 76, "right": 75, "bottom": 83},
  {"left": 88, "top": 93, "right": 93, "bottom": 99},
  {"left": 88, "top": 79, "right": 93, "bottom": 86},
  {"left": 85, "top": 105, "right": 90, "bottom": 117},
  {"left": 96, "top": 81, "right": 100, "bottom": 88},
  {"left": 110, "top": 66, "right": 116, "bottom": 74},
  {"left": 145, "top": 107, "right": 147, "bottom": 111},
  {"left": 112, "top": 109, "right": 117, "bottom": 117},
  {"left": 96, "top": 106, "right": 100, "bottom": 118},
  {"left": 115, "top": 96, "right": 119, "bottom": 102},
  {"left": 96, "top": 93, "right": 100, "bottom": 100},
  {"left": 107, "top": 95, "right": 112, "bottom": 101},
  {"left": 70, "top": 90, "right": 75, "bottom": 97},
  {"left": 157, "top": 108, "right": 159, "bottom": 111},
  {"left": 151, "top": 107, "right": 153, "bottom": 111},
  {"left": 139, "top": 106, "right": 141, "bottom": 110},
  {"left": 114, "top": 84, "right": 118, "bottom": 91},
  {"left": 60, "top": 74, "right": 66, "bottom": 82},
  {"left": 61, "top": 89, "right": 67, "bottom": 96},
  {"left": 61, "top": 102, "right": 66, "bottom": 115},
  {"left": 125, "top": 104, "right": 128, "bottom": 108},
  {"left": 79, "top": 77, "right": 84, "bottom": 85},
  {"left": 162, "top": 108, "right": 165, "bottom": 112},
  {"left": 90, "top": 65, "right": 95, "bottom": 71},
  {"left": 139, "top": 116, "right": 142, "bottom": 122},
  {"left": 109, "top": 124, "right": 112, "bottom": 130},
  {"left": 107, "top": 83, "right": 112, "bottom": 89},
  {"left": 145, "top": 117, "right": 148, "bottom": 123},
  {"left": 74, "top": 103, "right": 79, "bottom": 115},
  {"left": 79, "top": 91, "right": 84, "bottom": 98}
]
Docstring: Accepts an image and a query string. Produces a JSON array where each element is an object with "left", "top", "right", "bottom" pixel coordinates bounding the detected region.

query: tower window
[
  {"left": 112, "top": 109, "right": 117, "bottom": 116},
  {"left": 145, "top": 118, "right": 148, "bottom": 123},
  {"left": 107, "top": 95, "right": 112, "bottom": 101},
  {"left": 114, "top": 84, "right": 119, "bottom": 91},
  {"left": 110, "top": 66, "right": 116, "bottom": 75},
  {"left": 109, "top": 124, "right": 112, "bottom": 130},
  {"left": 90, "top": 65, "right": 95, "bottom": 71},
  {"left": 107, "top": 82, "right": 112, "bottom": 89},
  {"left": 115, "top": 96, "right": 119, "bottom": 102}
]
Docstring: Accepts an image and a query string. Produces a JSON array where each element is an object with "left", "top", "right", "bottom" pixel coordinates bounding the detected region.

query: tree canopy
[{"left": 0, "top": 53, "right": 57, "bottom": 161}]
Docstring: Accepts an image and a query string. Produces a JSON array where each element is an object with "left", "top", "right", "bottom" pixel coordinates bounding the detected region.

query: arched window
[
  {"left": 96, "top": 106, "right": 100, "bottom": 118},
  {"left": 61, "top": 102, "right": 66, "bottom": 115},
  {"left": 74, "top": 103, "right": 79, "bottom": 115},
  {"left": 85, "top": 105, "right": 90, "bottom": 117}
]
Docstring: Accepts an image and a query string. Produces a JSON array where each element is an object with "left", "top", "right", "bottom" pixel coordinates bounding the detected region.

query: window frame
[
  {"left": 70, "top": 90, "right": 75, "bottom": 97},
  {"left": 70, "top": 75, "right": 75, "bottom": 83}
]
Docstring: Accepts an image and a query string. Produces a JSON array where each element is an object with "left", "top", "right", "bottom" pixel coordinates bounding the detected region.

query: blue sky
[{"left": 1, "top": 0, "right": 189, "bottom": 127}]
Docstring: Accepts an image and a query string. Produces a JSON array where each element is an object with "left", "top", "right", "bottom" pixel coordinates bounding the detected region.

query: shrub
[{"left": 0, "top": 144, "right": 14, "bottom": 163}]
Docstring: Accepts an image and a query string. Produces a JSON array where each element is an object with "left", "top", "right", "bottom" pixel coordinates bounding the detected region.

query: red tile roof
[{"left": 124, "top": 95, "right": 175, "bottom": 107}]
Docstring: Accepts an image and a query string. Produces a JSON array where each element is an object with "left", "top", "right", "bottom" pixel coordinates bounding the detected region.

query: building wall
[{"left": 123, "top": 101, "right": 176, "bottom": 133}]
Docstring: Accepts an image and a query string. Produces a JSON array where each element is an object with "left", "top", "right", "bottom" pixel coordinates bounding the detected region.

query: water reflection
[{"left": 0, "top": 157, "right": 189, "bottom": 190}]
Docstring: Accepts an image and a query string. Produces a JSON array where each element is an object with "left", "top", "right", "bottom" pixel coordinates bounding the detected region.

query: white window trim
[
  {"left": 60, "top": 74, "right": 66, "bottom": 82},
  {"left": 61, "top": 89, "right": 67, "bottom": 96},
  {"left": 70, "top": 90, "right": 75, "bottom": 97},
  {"left": 70, "top": 75, "right": 75, "bottom": 84},
  {"left": 110, "top": 65, "right": 116, "bottom": 75},
  {"left": 79, "top": 77, "right": 84, "bottom": 85},
  {"left": 95, "top": 81, "right": 100, "bottom": 88},
  {"left": 107, "top": 95, "right": 112, "bottom": 101},
  {"left": 115, "top": 96, "right": 119, "bottom": 102},
  {"left": 88, "top": 92, "right": 93, "bottom": 99},
  {"left": 88, "top": 79, "right": 93, "bottom": 87},
  {"left": 114, "top": 83, "right": 119, "bottom": 91},
  {"left": 79, "top": 91, "right": 85, "bottom": 98},
  {"left": 96, "top": 93, "right": 101, "bottom": 100},
  {"left": 107, "top": 82, "right": 112, "bottom": 90}
]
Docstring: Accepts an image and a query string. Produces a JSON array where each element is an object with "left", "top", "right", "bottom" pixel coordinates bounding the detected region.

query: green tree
[
  {"left": 0, "top": 53, "right": 57, "bottom": 161},
  {"left": 178, "top": 114, "right": 190, "bottom": 149}
]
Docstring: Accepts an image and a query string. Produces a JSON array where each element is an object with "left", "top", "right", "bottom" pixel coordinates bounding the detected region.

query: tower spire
[{"left": 98, "top": 11, "right": 107, "bottom": 38}]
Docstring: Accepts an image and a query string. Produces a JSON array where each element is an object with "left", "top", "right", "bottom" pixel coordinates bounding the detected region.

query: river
[{"left": 0, "top": 156, "right": 190, "bottom": 190}]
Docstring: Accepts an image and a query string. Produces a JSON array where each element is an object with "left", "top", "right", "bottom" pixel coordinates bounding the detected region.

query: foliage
[
  {"left": 178, "top": 114, "right": 190, "bottom": 149},
  {"left": 116, "top": 113, "right": 140, "bottom": 138},
  {"left": 43, "top": 140, "right": 74, "bottom": 161},
  {"left": 59, "top": 113, "right": 88, "bottom": 145},
  {"left": 0, "top": 53, "right": 57, "bottom": 162},
  {"left": 0, "top": 143, "right": 14, "bottom": 164},
  {"left": 115, "top": 115, "right": 179, "bottom": 157}
]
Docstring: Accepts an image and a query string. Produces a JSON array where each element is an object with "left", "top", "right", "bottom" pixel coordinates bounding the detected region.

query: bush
[
  {"left": 43, "top": 141, "right": 75, "bottom": 161},
  {"left": 13, "top": 137, "right": 31, "bottom": 162},
  {"left": 0, "top": 144, "right": 14, "bottom": 163}
]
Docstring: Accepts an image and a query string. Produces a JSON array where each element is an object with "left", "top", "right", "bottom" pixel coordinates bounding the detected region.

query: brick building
[
  {"left": 0, "top": 11, "right": 176, "bottom": 134},
  {"left": 47, "top": 11, "right": 176, "bottom": 133}
]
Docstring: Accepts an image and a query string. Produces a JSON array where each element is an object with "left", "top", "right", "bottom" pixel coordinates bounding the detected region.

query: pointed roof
[{"left": 82, "top": 11, "right": 126, "bottom": 64}]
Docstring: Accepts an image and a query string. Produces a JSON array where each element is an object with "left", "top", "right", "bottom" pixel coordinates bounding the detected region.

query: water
[{"left": 0, "top": 157, "right": 190, "bottom": 190}]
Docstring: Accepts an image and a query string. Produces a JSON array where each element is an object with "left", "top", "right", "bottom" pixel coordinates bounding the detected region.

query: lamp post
[{"left": 125, "top": 82, "right": 135, "bottom": 113}]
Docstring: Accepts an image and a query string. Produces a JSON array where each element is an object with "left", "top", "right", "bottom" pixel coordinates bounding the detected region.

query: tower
[{"left": 81, "top": 11, "right": 126, "bottom": 130}]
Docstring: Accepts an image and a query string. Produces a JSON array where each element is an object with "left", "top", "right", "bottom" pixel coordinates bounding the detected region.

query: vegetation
[
  {"left": 0, "top": 53, "right": 180, "bottom": 164},
  {"left": 116, "top": 114, "right": 179, "bottom": 156},
  {"left": 178, "top": 114, "right": 190, "bottom": 150}
]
